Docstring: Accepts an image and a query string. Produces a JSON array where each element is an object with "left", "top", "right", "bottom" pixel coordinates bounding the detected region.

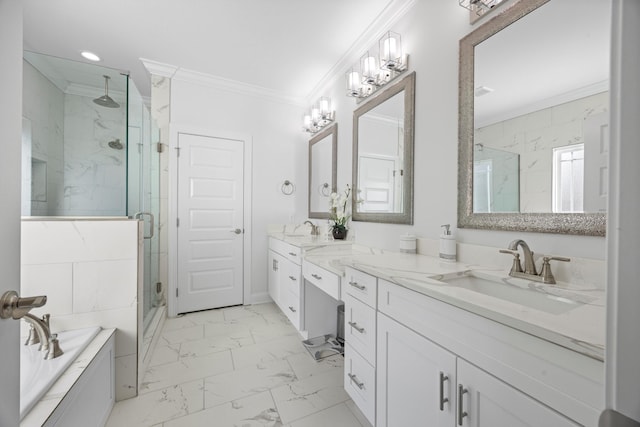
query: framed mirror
[
  {"left": 458, "top": 0, "right": 609, "bottom": 236},
  {"left": 352, "top": 71, "right": 415, "bottom": 224},
  {"left": 308, "top": 123, "right": 337, "bottom": 219}
]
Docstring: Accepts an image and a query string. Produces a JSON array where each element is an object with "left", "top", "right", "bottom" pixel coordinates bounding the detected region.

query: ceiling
[{"left": 23, "top": 0, "right": 398, "bottom": 102}]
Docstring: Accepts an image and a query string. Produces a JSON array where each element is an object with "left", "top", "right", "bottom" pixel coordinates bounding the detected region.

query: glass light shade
[
  {"left": 311, "top": 107, "right": 320, "bottom": 123},
  {"left": 319, "top": 97, "right": 331, "bottom": 118},
  {"left": 379, "top": 31, "right": 402, "bottom": 70},
  {"left": 346, "top": 69, "right": 362, "bottom": 97},
  {"left": 303, "top": 114, "right": 312, "bottom": 129},
  {"left": 360, "top": 53, "right": 378, "bottom": 85}
]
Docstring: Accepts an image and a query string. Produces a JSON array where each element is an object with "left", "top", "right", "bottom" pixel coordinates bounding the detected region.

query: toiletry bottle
[{"left": 439, "top": 224, "right": 457, "bottom": 261}]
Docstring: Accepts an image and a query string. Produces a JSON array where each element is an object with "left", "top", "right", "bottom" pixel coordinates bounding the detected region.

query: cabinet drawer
[
  {"left": 285, "top": 262, "right": 301, "bottom": 297},
  {"left": 269, "top": 237, "right": 302, "bottom": 265},
  {"left": 284, "top": 290, "right": 301, "bottom": 329},
  {"left": 345, "top": 344, "right": 376, "bottom": 426},
  {"left": 345, "top": 293, "right": 376, "bottom": 365},
  {"left": 302, "top": 261, "right": 340, "bottom": 300},
  {"left": 344, "top": 267, "right": 377, "bottom": 308}
]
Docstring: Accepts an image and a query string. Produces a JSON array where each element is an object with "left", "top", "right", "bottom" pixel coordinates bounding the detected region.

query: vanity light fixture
[
  {"left": 303, "top": 97, "right": 335, "bottom": 134},
  {"left": 80, "top": 51, "right": 101, "bottom": 62},
  {"left": 345, "top": 31, "right": 408, "bottom": 101},
  {"left": 458, "top": 0, "right": 505, "bottom": 18}
]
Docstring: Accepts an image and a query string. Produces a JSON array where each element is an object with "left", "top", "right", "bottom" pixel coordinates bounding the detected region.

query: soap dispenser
[{"left": 439, "top": 224, "right": 457, "bottom": 261}]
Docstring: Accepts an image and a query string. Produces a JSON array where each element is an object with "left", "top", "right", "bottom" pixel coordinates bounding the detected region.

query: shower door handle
[{"left": 134, "top": 212, "right": 155, "bottom": 239}]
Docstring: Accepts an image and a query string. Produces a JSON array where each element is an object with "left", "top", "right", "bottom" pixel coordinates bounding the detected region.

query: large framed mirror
[
  {"left": 308, "top": 123, "right": 337, "bottom": 219},
  {"left": 458, "top": 0, "right": 609, "bottom": 236},
  {"left": 352, "top": 71, "right": 415, "bottom": 224}
]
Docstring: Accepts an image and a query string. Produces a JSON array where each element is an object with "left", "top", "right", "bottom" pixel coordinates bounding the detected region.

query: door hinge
[
  {"left": 156, "top": 142, "right": 164, "bottom": 153},
  {"left": 175, "top": 147, "right": 181, "bottom": 157},
  {"left": 176, "top": 288, "right": 179, "bottom": 297},
  {"left": 176, "top": 218, "right": 180, "bottom": 227}
]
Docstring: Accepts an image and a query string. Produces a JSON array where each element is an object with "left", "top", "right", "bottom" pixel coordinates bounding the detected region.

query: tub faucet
[{"left": 304, "top": 220, "right": 319, "bottom": 236}]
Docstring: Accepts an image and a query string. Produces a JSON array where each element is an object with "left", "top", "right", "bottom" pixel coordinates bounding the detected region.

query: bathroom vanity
[{"left": 279, "top": 241, "right": 605, "bottom": 427}]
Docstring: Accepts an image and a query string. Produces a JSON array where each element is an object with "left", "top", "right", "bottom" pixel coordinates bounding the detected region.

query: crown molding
[
  {"left": 305, "top": 0, "right": 417, "bottom": 104},
  {"left": 140, "top": 58, "right": 178, "bottom": 78}
]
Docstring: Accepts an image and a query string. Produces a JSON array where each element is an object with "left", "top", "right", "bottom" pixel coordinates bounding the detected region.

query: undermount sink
[{"left": 434, "top": 271, "right": 594, "bottom": 315}]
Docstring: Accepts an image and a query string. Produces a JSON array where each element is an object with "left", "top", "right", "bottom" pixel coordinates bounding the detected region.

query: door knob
[{"left": 230, "top": 228, "right": 242, "bottom": 234}]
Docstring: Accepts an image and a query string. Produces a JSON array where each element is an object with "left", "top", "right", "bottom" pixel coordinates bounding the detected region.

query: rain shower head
[{"left": 93, "top": 75, "right": 120, "bottom": 108}]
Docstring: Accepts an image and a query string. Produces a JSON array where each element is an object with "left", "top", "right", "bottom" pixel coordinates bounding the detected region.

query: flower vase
[{"left": 332, "top": 227, "right": 347, "bottom": 240}]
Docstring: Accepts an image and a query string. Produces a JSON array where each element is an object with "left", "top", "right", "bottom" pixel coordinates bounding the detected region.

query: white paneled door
[{"left": 176, "top": 132, "right": 245, "bottom": 314}]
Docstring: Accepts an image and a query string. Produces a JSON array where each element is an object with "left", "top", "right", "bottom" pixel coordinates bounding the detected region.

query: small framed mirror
[
  {"left": 458, "top": 0, "right": 608, "bottom": 235},
  {"left": 308, "top": 123, "right": 337, "bottom": 219},
  {"left": 352, "top": 71, "right": 415, "bottom": 224}
]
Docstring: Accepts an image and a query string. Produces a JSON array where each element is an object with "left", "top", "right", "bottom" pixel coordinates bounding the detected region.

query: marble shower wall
[{"left": 475, "top": 92, "right": 608, "bottom": 212}]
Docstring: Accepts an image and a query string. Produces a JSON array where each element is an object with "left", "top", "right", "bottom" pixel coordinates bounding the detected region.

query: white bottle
[{"left": 439, "top": 224, "right": 457, "bottom": 261}]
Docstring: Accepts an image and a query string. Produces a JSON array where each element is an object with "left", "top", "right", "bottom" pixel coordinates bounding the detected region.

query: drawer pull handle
[
  {"left": 349, "top": 281, "right": 366, "bottom": 291},
  {"left": 288, "top": 306, "right": 297, "bottom": 313},
  {"left": 457, "top": 384, "right": 468, "bottom": 426},
  {"left": 348, "top": 321, "right": 365, "bottom": 333},
  {"left": 439, "top": 372, "right": 449, "bottom": 411},
  {"left": 348, "top": 373, "right": 365, "bottom": 390},
  {"left": 311, "top": 273, "right": 322, "bottom": 280},
  {"left": 288, "top": 252, "right": 297, "bottom": 257},
  {"left": 288, "top": 275, "right": 297, "bottom": 281}
]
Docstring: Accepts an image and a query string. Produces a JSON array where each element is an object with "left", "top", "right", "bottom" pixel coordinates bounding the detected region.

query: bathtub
[{"left": 20, "top": 325, "right": 101, "bottom": 420}]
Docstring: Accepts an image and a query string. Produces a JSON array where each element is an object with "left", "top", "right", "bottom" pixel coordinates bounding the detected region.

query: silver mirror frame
[
  {"left": 457, "top": 0, "right": 606, "bottom": 236},
  {"left": 308, "top": 123, "right": 338, "bottom": 219},
  {"left": 352, "top": 71, "right": 415, "bottom": 224}
]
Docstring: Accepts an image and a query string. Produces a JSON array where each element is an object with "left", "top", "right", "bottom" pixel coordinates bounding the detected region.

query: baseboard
[{"left": 249, "top": 292, "right": 272, "bottom": 305}]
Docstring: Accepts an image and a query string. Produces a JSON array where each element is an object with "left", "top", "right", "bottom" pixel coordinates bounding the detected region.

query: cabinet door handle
[
  {"left": 288, "top": 306, "right": 297, "bottom": 313},
  {"left": 348, "top": 373, "right": 365, "bottom": 390},
  {"left": 274, "top": 260, "right": 278, "bottom": 271},
  {"left": 348, "top": 321, "right": 365, "bottom": 333},
  {"left": 457, "top": 384, "right": 468, "bottom": 426},
  {"left": 311, "top": 273, "right": 322, "bottom": 280},
  {"left": 288, "top": 275, "right": 297, "bottom": 281},
  {"left": 439, "top": 372, "right": 449, "bottom": 411},
  {"left": 348, "top": 281, "right": 365, "bottom": 290},
  {"left": 288, "top": 252, "right": 297, "bottom": 257}
]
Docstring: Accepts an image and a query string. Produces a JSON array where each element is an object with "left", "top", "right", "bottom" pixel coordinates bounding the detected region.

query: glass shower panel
[{"left": 127, "top": 78, "right": 161, "bottom": 333}]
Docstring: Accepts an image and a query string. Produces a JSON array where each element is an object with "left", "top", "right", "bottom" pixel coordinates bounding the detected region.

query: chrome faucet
[
  {"left": 0, "top": 291, "right": 63, "bottom": 359},
  {"left": 304, "top": 220, "right": 319, "bottom": 236},
  {"left": 499, "top": 239, "right": 570, "bottom": 284}
]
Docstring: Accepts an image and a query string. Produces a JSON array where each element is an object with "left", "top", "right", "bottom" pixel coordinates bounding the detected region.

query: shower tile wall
[
  {"left": 475, "top": 92, "right": 608, "bottom": 212},
  {"left": 62, "top": 93, "right": 126, "bottom": 216}
]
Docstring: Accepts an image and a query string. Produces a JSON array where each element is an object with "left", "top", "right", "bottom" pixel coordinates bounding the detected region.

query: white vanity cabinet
[
  {"left": 343, "top": 267, "right": 378, "bottom": 425},
  {"left": 268, "top": 237, "right": 303, "bottom": 330},
  {"left": 376, "top": 278, "right": 602, "bottom": 427}
]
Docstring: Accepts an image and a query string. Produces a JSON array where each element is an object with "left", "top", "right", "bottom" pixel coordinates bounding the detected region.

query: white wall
[
  {"left": 170, "top": 77, "right": 302, "bottom": 302},
  {"left": 0, "top": 1, "right": 23, "bottom": 425},
  {"left": 21, "top": 219, "right": 142, "bottom": 401},
  {"left": 300, "top": 0, "right": 606, "bottom": 262}
]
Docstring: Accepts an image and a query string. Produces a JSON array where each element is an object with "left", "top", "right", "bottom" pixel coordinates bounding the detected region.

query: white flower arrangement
[{"left": 329, "top": 184, "right": 351, "bottom": 231}]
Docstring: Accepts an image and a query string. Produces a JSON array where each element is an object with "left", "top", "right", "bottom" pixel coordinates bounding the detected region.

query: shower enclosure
[{"left": 21, "top": 51, "right": 162, "bottom": 334}]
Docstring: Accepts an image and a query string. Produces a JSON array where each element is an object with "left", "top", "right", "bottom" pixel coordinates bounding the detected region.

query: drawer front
[
  {"left": 344, "top": 267, "right": 377, "bottom": 308},
  {"left": 284, "top": 290, "right": 301, "bottom": 329},
  {"left": 345, "top": 293, "right": 376, "bottom": 365},
  {"left": 302, "top": 261, "right": 340, "bottom": 300},
  {"left": 345, "top": 344, "right": 376, "bottom": 426},
  {"left": 285, "top": 261, "right": 301, "bottom": 297},
  {"left": 269, "top": 237, "right": 302, "bottom": 265}
]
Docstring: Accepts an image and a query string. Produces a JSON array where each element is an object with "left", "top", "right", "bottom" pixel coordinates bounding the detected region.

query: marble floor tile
[
  {"left": 344, "top": 400, "right": 373, "bottom": 427},
  {"left": 231, "top": 334, "right": 308, "bottom": 370},
  {"left": 106, "top": 379, "right": 204, "bottom": 427},
  {"left": 140, "top": 350, "right": 233, "bottom": 394},
  {"left": 164, "top": 390, "right": 282, "bottom": 427},
  {"left": 159, "top": 323, "right": 204, "bottom": 345},
  {"left": 271, "top": 369, "right": 350, "bottom": 424},
  {"left": 288, "top": 403, "right": 365, "bottom": 427},
  {"left": 205, "top": 359, "right": 296, "bottom": 408},
  {"left": 148, "top": 343, "right": 181, "bottom": 367},
  {"left": 286, "top": 352, "right": 344, "bottom": 380},
  {"left": 180, "top": 330, "right": 255, "bottom": 358}
]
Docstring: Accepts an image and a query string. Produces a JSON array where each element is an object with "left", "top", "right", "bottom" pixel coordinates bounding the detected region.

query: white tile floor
[{"left": 106, "top": 303, "right": 372, "bottom": 427}]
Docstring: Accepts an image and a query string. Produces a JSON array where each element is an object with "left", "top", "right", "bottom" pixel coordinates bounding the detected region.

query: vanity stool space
[{"left": 343, "top": 267, "right": 604, "bottom": 427}]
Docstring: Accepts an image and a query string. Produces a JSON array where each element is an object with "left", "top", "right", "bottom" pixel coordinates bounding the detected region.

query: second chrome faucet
[{"left": 500, "top": 239, "right": 570, "bottom": 284}]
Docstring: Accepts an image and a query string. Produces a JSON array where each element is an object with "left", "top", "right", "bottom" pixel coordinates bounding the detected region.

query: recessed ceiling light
[
  {"left": 475, "top": 86, "right": 494, "bottom": 97},
  {"left": 80, "top": 51, "right": 101, "bottom": 62}
]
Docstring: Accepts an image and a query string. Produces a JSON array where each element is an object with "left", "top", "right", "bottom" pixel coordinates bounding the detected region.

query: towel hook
[{"left": 281, "top": 180, "right": 295, "bottom": 195}]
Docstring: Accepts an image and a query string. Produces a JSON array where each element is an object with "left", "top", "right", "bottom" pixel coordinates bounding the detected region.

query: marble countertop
[
  {"left": 303, "top": 247, "right": 606, "bottom": 361},
  {"left": 268, "top": 232, "right": 353, "bottom": 250},
  {"left": 21, "top": 328, "right": 116, "bottom": 427}
]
